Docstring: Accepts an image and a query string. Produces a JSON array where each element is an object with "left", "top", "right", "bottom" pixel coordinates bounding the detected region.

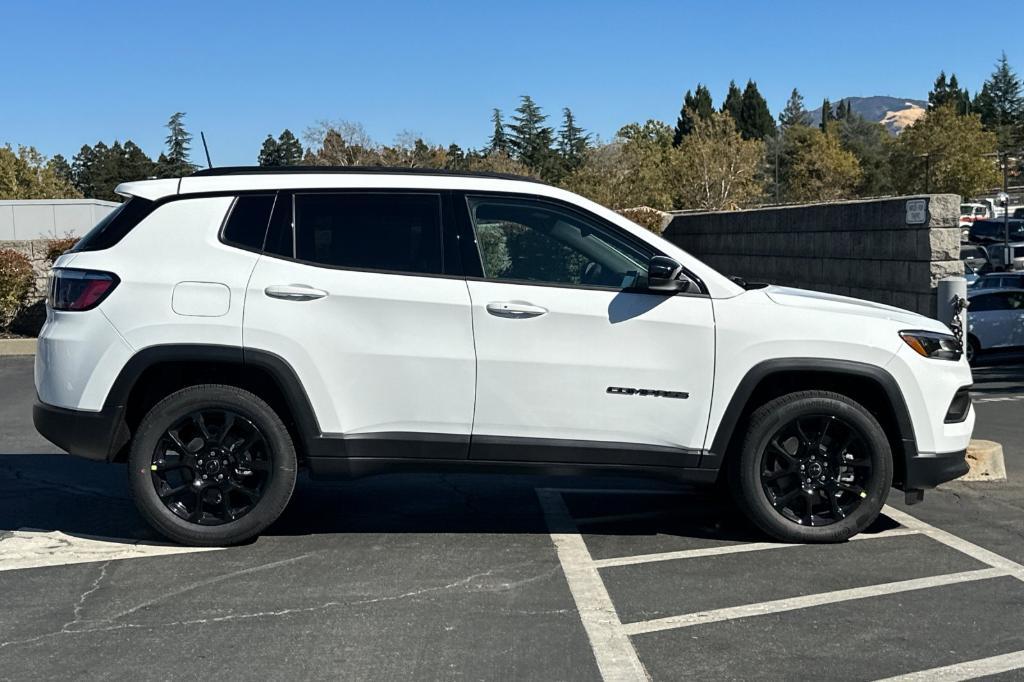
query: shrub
[
  {"left": 0, "top": 249, "right": 35, "bottom": 330},
  {"left": 43, "top": 235, "right": 79, "bottom": 263},
  {"left": 617, "top": 206, "right": 668, "bottom": 234}
]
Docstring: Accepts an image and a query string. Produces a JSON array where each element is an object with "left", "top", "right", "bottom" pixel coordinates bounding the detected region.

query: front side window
[
  {"left": 293, "top": 193, "right": 443, "bottom": 274},
  {"left": 466, "top": 196, "right": 649, "bottom": 289}
]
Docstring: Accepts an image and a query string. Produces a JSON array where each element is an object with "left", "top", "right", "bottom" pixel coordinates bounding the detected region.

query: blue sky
[{"left": 2, "top": 0, "right": 1021, "bottom": 166}]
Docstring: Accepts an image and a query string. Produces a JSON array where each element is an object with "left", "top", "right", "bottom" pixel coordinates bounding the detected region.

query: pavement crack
[
  {"left": 109, "top": 553, "right": 316, "bottom": 621},
  {"left": 63, "top": 560, "right": 112, "bottom": 631},
  {"left": 0, "top": 563, "right": 559, "bottom": 647}
]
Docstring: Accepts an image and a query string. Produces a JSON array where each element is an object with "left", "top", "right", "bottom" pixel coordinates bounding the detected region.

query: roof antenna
[{"left": 200, "top": 131, "right": 213, "bottom": 168}]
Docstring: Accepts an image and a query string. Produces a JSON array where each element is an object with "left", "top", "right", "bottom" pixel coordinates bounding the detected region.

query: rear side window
[
  {"left": 293, "top": 193, "right": 443, "bottom": 274},
  {"left": 221, "top": 194, "right": 276, "bottom": 251},
  {"left": 71, "top": 197, "right": 156, "bottom": 252}
]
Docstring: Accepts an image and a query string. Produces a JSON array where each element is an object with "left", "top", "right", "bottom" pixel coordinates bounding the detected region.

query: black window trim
[{"left": 457, "top": 190, "right": 709, "bottom": 297}]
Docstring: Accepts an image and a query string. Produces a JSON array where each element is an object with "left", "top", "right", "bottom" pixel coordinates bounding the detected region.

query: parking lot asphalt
[{"left": 2, "top": 353, "right": 1024, "bottom": 681}]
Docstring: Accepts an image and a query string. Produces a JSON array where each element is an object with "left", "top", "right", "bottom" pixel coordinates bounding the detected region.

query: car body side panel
[{"left": 705, "top": 289, "right": 971, "bottom": 457}]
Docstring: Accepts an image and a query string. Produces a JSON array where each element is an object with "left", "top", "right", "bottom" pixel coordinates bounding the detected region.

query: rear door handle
[
  {"left": 265, "top": 284, "right": 328, "bottom": 301},
  {"left": 485, "top": 301, "right": 548, "bottom": 319}
]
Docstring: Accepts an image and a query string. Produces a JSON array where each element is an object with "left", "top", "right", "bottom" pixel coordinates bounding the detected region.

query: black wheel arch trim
[
  {"left": 705, "top": 358, "right": 919, "bottom": 487},
  {"left": 51, "top": 344, "right": 327, "bottom": 462}
]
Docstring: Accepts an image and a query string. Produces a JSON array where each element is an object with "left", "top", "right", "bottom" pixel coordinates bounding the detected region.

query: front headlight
[{"left": 899, "top": 330, "right": 961, "bottom": 361}]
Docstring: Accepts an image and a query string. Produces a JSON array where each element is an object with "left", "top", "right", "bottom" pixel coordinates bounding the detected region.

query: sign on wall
[{"left": 905, "top": 199, "right": 928, "bottom": 225}]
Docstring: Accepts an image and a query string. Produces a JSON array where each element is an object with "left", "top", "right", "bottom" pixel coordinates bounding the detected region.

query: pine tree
[
  {"left": 721, "top": 81, "right": 743, "bottom": 130},
  {"left": 557, "top": 107, "right": 589, "bottom": 172},
  {"left": 444, "top": 144, "right": 466, "bottom": 171},
  {"left": 488, "top": 109, "right": 509, "bottom": 155},
  {"left": 737, "top": 80, "right": 775, "bottom": 140},
  {"left": 975, "top": 52, "right": 1023, "bottom": 148},
  {"left": 779, "top": 88, "right": 809, "bottom": 127},
  {"left": 928, "top": 71, "right": 950, "bottom": 110},
  {"left": 820, "top": 98, "right": 833, "bottom": 131},
  {"left": 277, "top": 129, "right": 303, "bottom": 165},
  {"left": 958, "top": 89, "right": 972, "bottom": 116},
  {"left": 158, "top": 112, "right": 196, "bottom": 177},
  {"left": 673, "top": 84, "right": 713, "bottom": 144},
  {"left": 836, "top": 99, "right": 850, "bottom": 121},
  {"left": 258, "top": 135, "right": 282, "bottom": 166},
  {"left": 508, "top": 96, "right": 555, "bottom": 177},
  {"left": 47, "top": 154, "right": 75, "bottom": 187}
]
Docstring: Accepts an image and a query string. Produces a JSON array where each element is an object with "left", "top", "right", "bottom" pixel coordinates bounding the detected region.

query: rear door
[
  {"left": 457, "top": 193, "right": 715, "bottom": 467},
  {"left": 243, "top": 190, "right": 476, "bottom": 458}
]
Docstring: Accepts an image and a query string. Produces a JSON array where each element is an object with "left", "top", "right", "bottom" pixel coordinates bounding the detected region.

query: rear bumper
[
  {"left": 903, "top": 448, "right": 969, "bottom": 490},
  {"left": 33, "top": 398, "right": 128, "bottom": 462}
]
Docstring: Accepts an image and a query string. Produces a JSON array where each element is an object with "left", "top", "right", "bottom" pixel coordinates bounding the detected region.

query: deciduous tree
[
  {"left": 779, "top": 125, "right": 861, "bottom": 202},
  {"left": 890, "top": 105, "right": 1000, "bottom": 197},
  {"left": 676, "top": 110, "right": 765, "bottom": 210}
]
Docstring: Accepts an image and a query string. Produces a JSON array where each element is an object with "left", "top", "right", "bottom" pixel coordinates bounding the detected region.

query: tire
[
  {"left": 128, "top": 384, "right": 297, "bottom": 546},
  {"left": 966, "top": 335, "right": 980, "bottom": 365},
  {"left": 729, "top": 390, "right": 893, "bottom": 543}
]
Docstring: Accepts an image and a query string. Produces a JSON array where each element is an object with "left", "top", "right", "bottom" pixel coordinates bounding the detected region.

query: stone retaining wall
[{"left": 662, "top": 194, "right": 962, "bottom": 318}]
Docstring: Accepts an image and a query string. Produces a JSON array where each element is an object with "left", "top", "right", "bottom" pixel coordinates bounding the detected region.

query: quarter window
[
  {"left": 293, "top": 193, "right": 443, "bottom": 274},
  {"left": 466, "top": 196, "right": 649, "bottom": 288},
  {"left": 222, "top": 194, "right": 275, "bottom": 251}
]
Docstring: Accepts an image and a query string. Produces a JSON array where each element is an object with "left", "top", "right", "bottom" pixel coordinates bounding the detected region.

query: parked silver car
[{"left": 966, "top": 288, "right": 1024, "bottom": 362}]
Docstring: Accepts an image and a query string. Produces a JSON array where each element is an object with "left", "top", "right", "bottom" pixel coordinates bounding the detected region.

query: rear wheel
[
  {"left": 128, "top": 384, "right": 297, "bottom": 546},
  {"left": 729, "top": 390, "right": 892, "bottom": 543}
]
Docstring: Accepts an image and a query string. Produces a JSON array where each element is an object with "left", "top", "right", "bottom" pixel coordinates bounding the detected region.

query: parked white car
[
  {"left": 34, "top": 168, "right": 974, "bottom": 546},
  {"left": 967, "top": 288, "right": 1024, "bottom": 362}
]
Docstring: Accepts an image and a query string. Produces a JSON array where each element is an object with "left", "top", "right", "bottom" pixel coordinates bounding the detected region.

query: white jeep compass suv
[{"left": 34, "top": 167, "right": 974, "bottom": 546}]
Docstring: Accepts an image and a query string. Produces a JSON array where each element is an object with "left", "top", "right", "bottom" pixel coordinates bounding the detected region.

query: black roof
[{"left": 191, "top": 165, "right": 545, "bottom": 184}]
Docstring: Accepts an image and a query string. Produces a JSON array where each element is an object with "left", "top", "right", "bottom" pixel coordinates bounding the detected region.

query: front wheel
[
  {"left": 128, "top": 384, "right": 297, "bottom": 546},
  {"left": 729, "top": 390, "right": 892, "bottom": 543}
]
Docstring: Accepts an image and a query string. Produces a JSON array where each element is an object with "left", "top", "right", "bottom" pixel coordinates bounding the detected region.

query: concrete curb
[
  {"left": 962, "top": 440, "right": 1007, "bottom": 482},
  {"left": 0, "top": 338, "right": 36, "bottom": 356}
]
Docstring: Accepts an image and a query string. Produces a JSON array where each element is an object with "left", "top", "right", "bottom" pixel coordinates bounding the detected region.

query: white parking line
[
  {"left": 592, "top": 527, "right": 919, "bottom": 569},
  {"left": 0, "top": 529, "right": 220, "bottom": 572},
  {"left": 535, "top": 489, "right": 649, "bottom": 681},
  {"left": 874, "top": 649, "right": 1024, "bottom": 681},
  {"left": 539, "top": 488, "right": 1024, "bottom": 682},
  {"left": 619, "top": 568, "right": 1006, "bottom": 635}
]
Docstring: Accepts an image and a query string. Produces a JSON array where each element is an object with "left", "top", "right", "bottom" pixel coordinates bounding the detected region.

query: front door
[
  {"left": 460, "top": 194, "right": 715, "bottom": 467},
  {"left": 243, "top": 191, "right": 476, "bottom": 458}
]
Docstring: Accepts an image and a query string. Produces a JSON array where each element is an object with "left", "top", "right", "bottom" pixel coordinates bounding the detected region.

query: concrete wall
[
  {"left": 662, "top": 194, "right": 962, "bottom": 318},
  {"left": 0, "top": 199, "right": 119, "bottom": 240}
]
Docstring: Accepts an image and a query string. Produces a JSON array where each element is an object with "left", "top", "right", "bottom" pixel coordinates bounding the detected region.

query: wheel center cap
[
  {"left": 807, "top": 461, "right": 824, "bottom": 478},
  {"left": 204, "top": 459, "right": 222, "bottom": 475}
]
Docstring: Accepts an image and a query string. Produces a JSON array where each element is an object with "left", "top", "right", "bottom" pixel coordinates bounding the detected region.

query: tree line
[{"left": 3, "top": 51, "right": 1022, "bottom": 218}]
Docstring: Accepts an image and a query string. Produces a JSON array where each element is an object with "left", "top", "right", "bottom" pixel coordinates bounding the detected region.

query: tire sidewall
[
  {"left": 736, "top": 394, "right": 893, "bottom": 543},
  {"left": 129, "top": 385, "right": 297, "bottom": 546}
]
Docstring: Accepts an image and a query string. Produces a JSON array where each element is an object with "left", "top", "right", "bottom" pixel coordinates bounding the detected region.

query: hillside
[{"left": 807, "top": 96, "right": 927, "bottom": 134}]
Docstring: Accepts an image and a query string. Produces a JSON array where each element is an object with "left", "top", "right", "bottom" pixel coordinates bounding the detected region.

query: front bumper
[
  {"left": 903, "top": 448, "right": 969, "bottom": 490},
  {"left": 33, "top": 398, "right": 128, "bottom": 462}
]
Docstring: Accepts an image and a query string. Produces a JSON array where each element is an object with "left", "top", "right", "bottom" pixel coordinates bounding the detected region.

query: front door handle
[
  {"left": 485, "top": 301, "right": 548, "bottom": 319},
  {"left": 265, "top": 284, "right": 328, "bottom": 301}
]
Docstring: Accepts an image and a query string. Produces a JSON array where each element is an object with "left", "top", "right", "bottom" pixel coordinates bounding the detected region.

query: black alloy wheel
[
  {"left": 760, "top": 414, "right": 872, "bottom": 527},
  {"left": 130, "top": 384, "right": 297, "bottom": 546},
  {"left": 729, "top": 390, "right": 892, "bottom": 543},
  {"left": 150, "top": 409, "right": 272, "bottom": 525}
]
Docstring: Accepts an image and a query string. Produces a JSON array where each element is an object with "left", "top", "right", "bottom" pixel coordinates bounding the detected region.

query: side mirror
[{"left": 648, "top": 255, "right": 690, "bottom": 293}]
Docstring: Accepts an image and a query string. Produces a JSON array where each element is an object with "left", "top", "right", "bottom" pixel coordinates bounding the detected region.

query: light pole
[{"left": 999, "top": 152, "right": 1010, "bottom": 270}]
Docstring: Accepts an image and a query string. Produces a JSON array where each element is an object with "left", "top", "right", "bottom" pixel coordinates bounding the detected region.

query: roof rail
[{"left": 190, "top": 165, "right": 546, "bottom": 184}]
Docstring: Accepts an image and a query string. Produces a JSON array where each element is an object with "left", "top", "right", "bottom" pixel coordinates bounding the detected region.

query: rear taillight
[{"left": 48, "top": 269, "right": 119, "bottom": 311}]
